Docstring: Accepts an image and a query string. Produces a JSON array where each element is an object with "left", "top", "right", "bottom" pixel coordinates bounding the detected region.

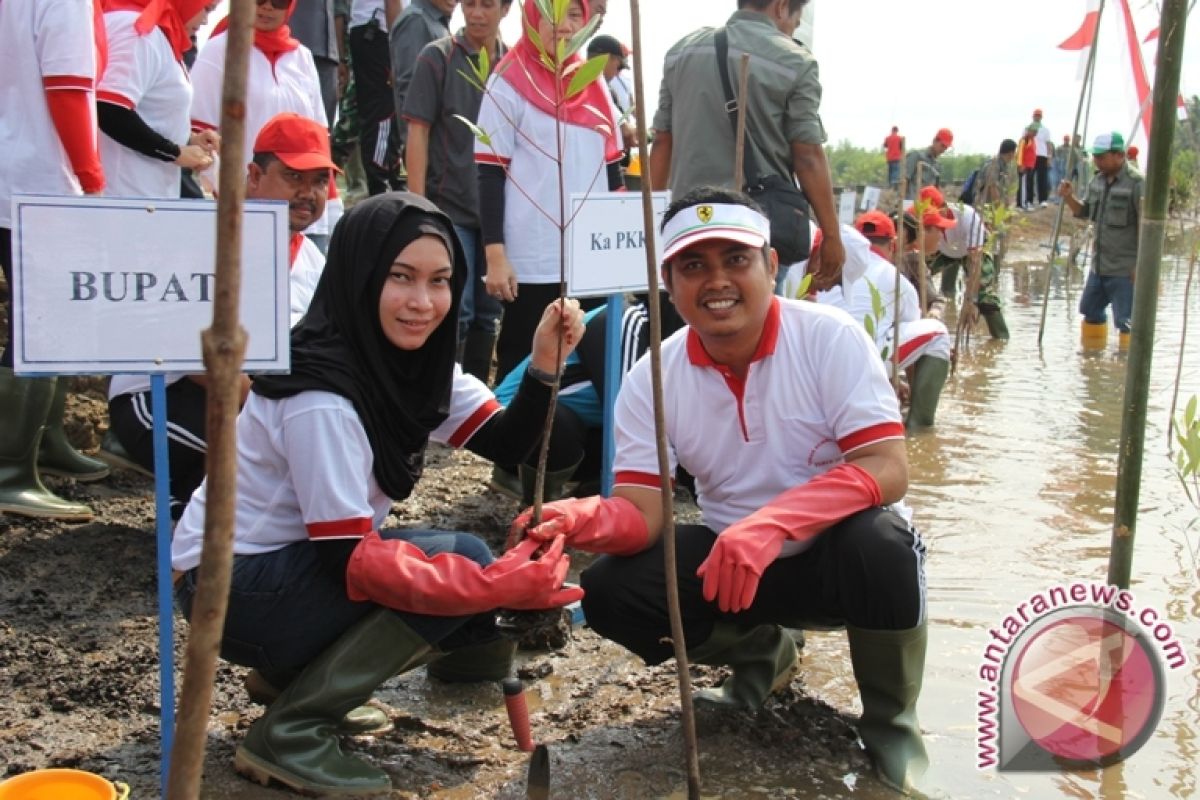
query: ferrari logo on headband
[{"left": 697, "top": 205, "right": 714, "bottom": 224}]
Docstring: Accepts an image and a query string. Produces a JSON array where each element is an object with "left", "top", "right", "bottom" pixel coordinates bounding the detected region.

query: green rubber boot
[
  {"left": 980, "top": 305, "right": 1010, "bottom": 341},
  {"left": 0, "top": 368, "right": 94, "bottom": 521},
  {"left": 518, "top": 460, "right": 580, "bottom": 506},
  {"left": 938, "top": 261, "right": 960, "bottom": 297},
  {"left": 38, "top": 379, "right": 110, "bottom": 482},
  {"left": 427, "top": 636, "right": 517, "bottom": 683},
  {"left": 234, "top": 610, "right": 435, "bottom": 796},
  {"left": 243, "top": 667, "right": 392, "bottom": 735},
  {"left": 690, "top": 623, "right": 799, "bottom": 711},
  {"left": 905, "top": 356, "right": 950, "bottom": 431},
  {"left": 847, "top": 622, "right": 929, "bottom": 793},
  {"left": 489, "top": 464, "right": 522, "bottom": 501}
]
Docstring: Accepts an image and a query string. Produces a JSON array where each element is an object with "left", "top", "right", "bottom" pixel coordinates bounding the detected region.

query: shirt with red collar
[{"left": 614, "top": 297, "right": 904, "bottom": 537}]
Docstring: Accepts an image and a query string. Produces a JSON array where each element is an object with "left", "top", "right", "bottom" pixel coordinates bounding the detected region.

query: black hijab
[{"left": 254, "top": 193, "right": 466, "bottom": 500}]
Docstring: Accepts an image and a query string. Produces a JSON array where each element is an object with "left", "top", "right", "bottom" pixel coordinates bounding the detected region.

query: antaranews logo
[{"left": 976, "top": 582, "right": 1187, "bottom": 772}]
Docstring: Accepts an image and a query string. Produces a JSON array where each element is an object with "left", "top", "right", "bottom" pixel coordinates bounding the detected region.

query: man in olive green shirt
[
  {"left": 1060, "top": 131, "right": 1143, "bottom": 334},
  {"left": 905, "top": 128, "right": 952, "bottom": 199},
  {"left": 647, "top": 0, "right": 844, "bottom": 276}
]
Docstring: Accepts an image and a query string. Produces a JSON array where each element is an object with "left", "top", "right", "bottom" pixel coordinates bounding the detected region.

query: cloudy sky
[{"left": 203, "top": 0, "right": 1198, "bottom": 155}]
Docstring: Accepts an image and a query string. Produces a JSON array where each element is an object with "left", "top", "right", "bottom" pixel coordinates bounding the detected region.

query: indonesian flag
[
  {"left": 1059, "top": 1, "right": 1101, "bottom": 80},
  {"left": 1058, "top": 1, "right": 1101, "bottom": 49}
]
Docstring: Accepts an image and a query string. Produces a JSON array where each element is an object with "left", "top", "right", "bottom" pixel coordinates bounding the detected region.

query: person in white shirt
[
  {"left": 1031, "top": 108, "right": 1054, "bottom": 207},
  {"left": 510, "top": 188, "right": 929, "bottom": 792},
  {"left": 474, "top": 0, "right": 623, "bottom": 380},
  {"left": 103, "top": 113, "right": 337, "bottom": 519},
  {"left": 173, "top": 192, "right": 584, "bottom": 796},
  {"left": 190, "top": 0, "right": 343, "bottom": 250},
  {"left": 1, "top": 0, "right": 110, "bottom": 522},
  {"left": 97, "top": 0, "right": 218, "bottom": 199}
]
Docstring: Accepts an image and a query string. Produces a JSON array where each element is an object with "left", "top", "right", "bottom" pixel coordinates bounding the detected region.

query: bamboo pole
[
  {"left": 630, "top": 1, "right": 700, "bottom": 796},
  {"left": 733, "top": 54, "right": 751, "bottom": 191},
  {"left": 1038, "top": 0, "right": 1107, "bottom": 347},
  {"left": 166, "top": 0, "right": 253, "bottom": 795},
  {"left": 915, "top": 163, "right": 927, "bottom": 315},
  {"left": 891, "top": 162, "right": 908, "bottom": 391},
  {"left": 1108, "top": 0, "right": 1188, "bottom": 589}
]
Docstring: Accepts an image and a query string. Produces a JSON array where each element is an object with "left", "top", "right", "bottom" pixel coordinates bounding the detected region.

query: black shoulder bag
[{"left": 714, "top": 28, "right": 811, "bottom": 264}]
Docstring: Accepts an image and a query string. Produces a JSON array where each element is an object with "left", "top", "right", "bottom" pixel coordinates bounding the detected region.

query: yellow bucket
[{"left": 0, "top": 769, "right": 129, "bottom": 800}]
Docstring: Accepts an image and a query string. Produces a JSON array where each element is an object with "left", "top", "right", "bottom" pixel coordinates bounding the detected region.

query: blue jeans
[
  {"left": 176, "top": 528, "right": 496, "bottom": 671},
  {"left": 1079, "top": 270, "right": 1134, "bottom": 332},
  {"left": 454, "top": 224, "right": 502, "bottom": 339},
  {"left": 887, "top": 160, "right": 900, "bottom": 188}
]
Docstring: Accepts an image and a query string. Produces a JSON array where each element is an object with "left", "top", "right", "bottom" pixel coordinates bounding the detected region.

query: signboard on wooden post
[
  {"left": 567, "top": 191, "right": 669, "bottom": 297},
  {"left": 11, "top": 196, "right": 289, "bottom": 375}
]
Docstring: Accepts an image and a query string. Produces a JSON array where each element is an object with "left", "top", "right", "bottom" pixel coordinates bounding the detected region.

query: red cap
[
  {"left": 854, "top": 210, "right": 896, "bottom": 240},
  {"left": 905, "top": 204, "right": 956, "bottom": 231},
  {"left": 1127, "top": 145, "right": 1139, "bottom": 158},
  {"left": 918, "top": 186, "right": 945, "bottom": 208},
  {"left": 253, "top": 112, "right": 341, "bottom": 173},
  {"left": 934, "top": 128, "right": 954, "bottom": 147}
]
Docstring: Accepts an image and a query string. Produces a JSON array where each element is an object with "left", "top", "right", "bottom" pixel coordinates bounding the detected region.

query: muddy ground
[{"left": 0, "top": 208, "right": 1078, "bottom": 799}]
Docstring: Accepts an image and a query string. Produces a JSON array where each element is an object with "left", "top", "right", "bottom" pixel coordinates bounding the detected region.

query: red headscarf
[
  {"left": 211, "top": 0, "right": 300, "bottom": 68},
  {"left": 104, "top": 0, "right": 209, "bottom": 62},
  {"left": 496, "top": 0, "right": 622, "bottom": 162}
]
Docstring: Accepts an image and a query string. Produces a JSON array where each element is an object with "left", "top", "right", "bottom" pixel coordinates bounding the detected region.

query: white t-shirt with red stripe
[
  {"left": 290, "top": 234, "right": 324, "bottom": 326},
  {"left": 98, "top": 10, "right": 191, "bottom": 199},
  {"left": 170, "top": 368, "right": 501, "bottom": 571},
  {"left": 473, "top": 74, "right": 620, "bottom": 284},
  {"left": 0, "top": 0, "right": 98, "bottom": 228},
  {"left": 936, "top": 203, "right": 986, "bottom": 259},
  {"left": 614, "top": 297, "right": 904, "bottom": 549}
]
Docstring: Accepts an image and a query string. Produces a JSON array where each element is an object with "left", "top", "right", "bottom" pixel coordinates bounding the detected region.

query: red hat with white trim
[
  {"left": 661, "top": 202, "right": 770, "bottom": 262},
  {"left": 934, "top": 128, "right": 954, "bottom": 147},
  {"left": 253, "top": 112, "right": 341, "bottom": 173}
]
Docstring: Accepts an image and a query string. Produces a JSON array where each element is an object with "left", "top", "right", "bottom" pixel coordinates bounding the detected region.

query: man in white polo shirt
[{"left": 509, "top": 187, "right": 929, "bottom": 792}]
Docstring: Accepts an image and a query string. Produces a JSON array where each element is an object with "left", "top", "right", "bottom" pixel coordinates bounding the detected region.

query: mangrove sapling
[{"left": 458, "top": 0, "right": 610, "bottom": 526}]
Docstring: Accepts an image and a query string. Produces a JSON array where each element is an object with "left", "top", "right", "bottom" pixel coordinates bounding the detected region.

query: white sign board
[
  {"left": 568, "top": 192, "right": 670, "bottom": 297},
  {"left": 12, "top": 196, "right": 289, "bottom": 375},
  {"left": 860, "top": 186, "right": 881, "bottom": 211},
  {"left": 837, "top": 190, "right": 858, "bottom": 225}
]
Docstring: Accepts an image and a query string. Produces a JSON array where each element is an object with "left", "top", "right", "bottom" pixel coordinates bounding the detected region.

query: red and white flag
[{"left": 1058, "top": 0, "right": 1101, "bottom": 80}]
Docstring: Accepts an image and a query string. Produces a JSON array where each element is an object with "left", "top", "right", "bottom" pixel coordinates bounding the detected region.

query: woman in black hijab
[{"left": 171, "top": 193, "right": 586, "bottom": 796}]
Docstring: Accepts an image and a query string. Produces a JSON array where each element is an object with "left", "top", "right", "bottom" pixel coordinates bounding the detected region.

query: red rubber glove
[
  {"left": 696, "top": 463, "right": 883, "bottom": 613},
  {"left": 508, "top": 495, "right": 649, "bottom": 555},
  {"left": 346, "top": 532, "right": 583, "bottom": 615},
  {"left": 44, "top": 86, "right": 104, "bottom": 194}
]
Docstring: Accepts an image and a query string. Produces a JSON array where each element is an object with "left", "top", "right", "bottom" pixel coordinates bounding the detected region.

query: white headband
[{"left": 661, "top": 202, "right": 771, "bottom": 262}]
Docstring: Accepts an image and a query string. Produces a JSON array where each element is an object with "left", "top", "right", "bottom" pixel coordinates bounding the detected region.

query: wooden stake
[
  {"left": 630, "top": 1, "right": 700, "bottom": 796},
  {"left": 891, "top": 159, "right": 907, "bottom": 391},
  {"left": 1109, "top": 0, "right": 1189, "bottom": 589},
  {"left": 166, "top": 0, "right": 252, "bottom": 796},
  {"left": 733, "top": 54, "right": 751, "bottom": 191},
  {"left": 915, "top": 162, "right": 927, "bottom": 315}
]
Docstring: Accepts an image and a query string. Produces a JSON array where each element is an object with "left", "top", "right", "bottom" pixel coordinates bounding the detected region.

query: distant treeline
[{"left": 825, "top": 139, "right": 985, "bottom": 188}]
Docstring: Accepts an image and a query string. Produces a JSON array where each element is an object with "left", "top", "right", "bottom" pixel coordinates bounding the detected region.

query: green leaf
[
  {"left": 1186, "top": 395, "right": 1198, "bottom": 425},
  {"left": 864, "top": 316, "right": 876, "bottom": 337},
  {"left": 534, "top": 0, "right": 555, "bottom": 25},
  {"left": 452, "top": 114, "right": 491, "bottom": 147},
  {"left": 565, "top": 14, "right": 601, "bottom": 61},
  {"left": 476, "top": 42, "right": 490, "bottom": 80},
  {"left": 524, "top": 20, "right": 547, "bottom": 61},
  {"left": 566, "top": 54, "right": 609, "bottom": 101},
  {"left": 795, "top": 272, "right": 813, "bottom": 299},
  {"left": 455, "top": 67, "right": 484, "bottom": 93},
  {"left": 552, "top": 0, "right": 569, "bottom": 24},
  {"left": 880, "top": 346, "right": 890, "bottom": 361}
]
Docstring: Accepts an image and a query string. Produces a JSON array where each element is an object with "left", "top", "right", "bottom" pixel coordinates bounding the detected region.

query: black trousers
[
  {"left": 1, "top": 227, "right": 12, "bottom": 368},
  {"left": 349, "top": 25, "right": 402, "bottom": 195},
  {"left": 495, "top": 282, "right": 562, "bottom": 380},
  {"left": 1035, "top": 155, "right": 1050, "bottom": 203},
  {"left": 581, "top": 507, "right": 926, "bottom": 664},
  {"left": 109, "top": 377, "right": 209, "bottom": 520}
]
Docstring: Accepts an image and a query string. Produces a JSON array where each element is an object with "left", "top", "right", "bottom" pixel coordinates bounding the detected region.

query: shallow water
[{"left": 794, "top": 243, "right": 1200, "bottom": 799}]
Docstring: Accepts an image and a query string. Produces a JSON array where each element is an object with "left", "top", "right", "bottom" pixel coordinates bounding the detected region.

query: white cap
[{"left": 661, "top": 202, "right": 771, "bottom": 262}]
